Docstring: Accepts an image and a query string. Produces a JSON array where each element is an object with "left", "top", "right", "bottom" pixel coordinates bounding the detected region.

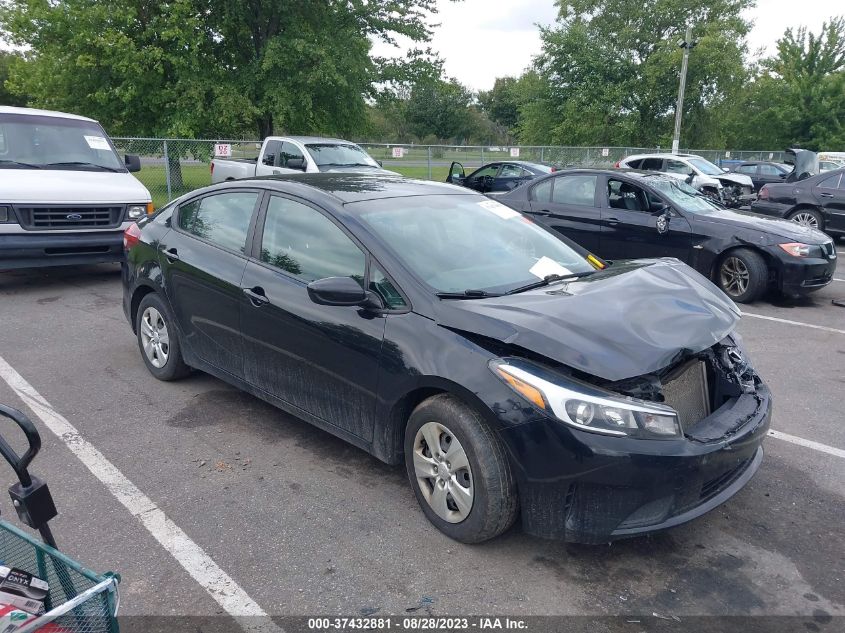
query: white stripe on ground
[
  {"left": 833, "top": 278, "right": 845, "bottom": 282},
  {"left": 0, "top": 354, "right": 279, "bottom": 630},
  {"left": 768, "top": 430, "right": 845, "bottom": 459},
  {"left": 742, "top": 312, "right": 845, "bottom": 335}
]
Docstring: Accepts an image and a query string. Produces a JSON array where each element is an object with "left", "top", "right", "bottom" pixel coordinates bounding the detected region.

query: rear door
[
  {"left": 159, "top": 190, "right": 262, "bottom": 376},
  {"left": 525, "top": 173, "right": 602, "bottom": 252},
  {"left": 814, "top": 172, "right": 845, "bottom": 233},
  {"left": 238, "top": 194, "right": 387, "bottom": 441},
  {"left": 599, "top": 176, "right": 692, "bottom": 261}
]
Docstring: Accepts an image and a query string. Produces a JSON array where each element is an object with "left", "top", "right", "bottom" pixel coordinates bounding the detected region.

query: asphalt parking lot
[{"left": 0, "top": 261, "right": 843, "bottom": 628}]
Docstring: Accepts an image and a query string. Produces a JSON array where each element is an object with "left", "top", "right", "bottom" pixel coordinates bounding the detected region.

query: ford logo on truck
[{"left": 66, "top": 213, "right": 83, "bottom": 220}]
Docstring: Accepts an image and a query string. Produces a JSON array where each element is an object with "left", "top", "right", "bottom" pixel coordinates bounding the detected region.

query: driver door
[
  {"left": 463, "top": 164, "right": 501, "bottom": 193},
  {"left": 599, "top": 176, "right": 692, "bottom": 262},
  {"left": 446, "top": 162, "right": 465, "bottom": 186}
]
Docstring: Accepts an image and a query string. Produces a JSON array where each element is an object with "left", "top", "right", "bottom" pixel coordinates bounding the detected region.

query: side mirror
[
  {"left": 125, "top": 154, "right": 141, "bottom": 173},
  {"left": 377, "top": 160, "right": 383, "bottom": 167},
  {"left": 307, "top": 276, "right": 366, "bottom": 306},
  {"left": 651, "top": 203, "right": 670, "bottom": 215},
  {"left": 685, "top": 173, "right": 695, "bottom": 184},
  {"left": 286, "top": 158, "right": 306, "bottom": 171},
  {"left": 778, "top": 173, "right": 786, "bottom": 179}
]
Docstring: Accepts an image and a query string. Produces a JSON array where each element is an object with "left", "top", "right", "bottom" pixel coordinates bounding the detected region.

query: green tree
[
  {"left": 0, "top": 51, "right": 27, "bottom": 106},
  {"left": 521, "top": 0, "right": 753, "bottom": 147},
  {"left": 0, "top": 0, "right": 438, "bottom": 138},
  {"left": 405, "top": 77, "right": 475, "bottom": 142},
  {"left": 478, "top": 76, "right": 522, "bottom": 141}
]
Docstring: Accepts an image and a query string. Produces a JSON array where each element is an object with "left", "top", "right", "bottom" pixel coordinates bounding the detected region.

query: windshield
[
  {"left": 353, "top": 195, "right": 594, "bottom": 294},
  {"left": 644, "top": 176, "right": 721, "bottom": 214},
  {"left": 688, "top": 157, "right": 724, "bottom": 176},
  {"left": 0, "top": 114, "right": 125, "bottom": 171},
  {"left": 305, "top": 143, "right": 379, "bottom": 168}
]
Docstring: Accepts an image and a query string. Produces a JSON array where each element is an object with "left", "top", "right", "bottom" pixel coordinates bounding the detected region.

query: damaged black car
[{"left": 123, "top": 175, "right": 771, "bottom": 544}]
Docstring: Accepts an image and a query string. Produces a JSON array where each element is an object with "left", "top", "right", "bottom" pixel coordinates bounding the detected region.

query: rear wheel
[
  {"left": 717, "top": 248, "right": 768, "bottom": 303},
  {"left": 788, "top": 208, "right": 824, "bottom": 231},
  {"left": 136, "top": 293, "right": 191, "bottom": 381},
  {"left": 404, "top": 394, "right": 518, "bottom": 543}
]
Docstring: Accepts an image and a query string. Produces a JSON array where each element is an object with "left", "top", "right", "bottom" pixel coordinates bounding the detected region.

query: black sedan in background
[
  {"left": 730, "top": 161, "right": 791, "bottom": 192},
  {"left": 751, "top": 167, "right": 845, "bottom": 237},
  {"left": 446, "top": 160, "right": 552, "bottom": 194},
  {"left": 497, "top": 169, "right": 837, "bottom": 303},
  {"left": 123, "top": 175, "right": 770, "bottom": 544}
]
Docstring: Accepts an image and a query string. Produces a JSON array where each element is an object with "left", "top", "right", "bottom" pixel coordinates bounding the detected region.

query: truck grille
[
  {"left": 661, "top": 360, "right": 711, "bottom": 432},
  {"left": 17, "top": 206, "right": 124, "bottom": 230}
]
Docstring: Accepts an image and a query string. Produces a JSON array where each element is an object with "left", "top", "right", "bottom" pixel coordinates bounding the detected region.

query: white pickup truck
[
  {"left": 0, "top": 106, "right": 152, "bottom": 270},
  {"left": 210, "top": 136, "right": 398, "bottom": 183}
]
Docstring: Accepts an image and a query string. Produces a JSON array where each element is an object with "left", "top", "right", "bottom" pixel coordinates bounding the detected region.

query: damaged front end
[{"left": 714, "top": 177, "right": 756, "bottom": 208}]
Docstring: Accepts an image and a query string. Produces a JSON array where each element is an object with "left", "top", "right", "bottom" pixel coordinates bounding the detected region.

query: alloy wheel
[
  {"left": 412, "top": 421, "right": 474, "bottom": 523},
  {"left": 791, "top": 212, "right": 819, "bottom": 229},
  {"left": 720, "top": 256, "right": 750, "bottom": 297},
  {"left": 140, "top": 307, "right": 170, "bottom": 369}
]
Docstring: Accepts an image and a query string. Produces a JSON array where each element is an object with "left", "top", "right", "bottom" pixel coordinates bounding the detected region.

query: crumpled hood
[
  {"left": 715, "top": 173, "right": 753, "bottom": 187},
  {"left": 696, "top": 209, "right": 831, "bottom": 244},
  {"left": 435, "top": 259, "right": 740, "bottom": 381}
]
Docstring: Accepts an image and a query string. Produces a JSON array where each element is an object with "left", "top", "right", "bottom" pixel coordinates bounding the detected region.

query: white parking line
[
  {"left": 0, "top": 354, "right": 279, "bottom": 629},
  {"left": 769, "top": 430, "right": 845, "bottom": 459},
  {"left": 742, "top": 312, "right": 845, "bottom": 335},
  {"left": 833, "top": 278, "right": 845, "bottom": 283}
]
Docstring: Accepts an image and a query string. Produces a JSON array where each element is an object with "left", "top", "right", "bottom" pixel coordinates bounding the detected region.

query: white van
[{"left": 0, "top": 106, "right": 152, "bottom": 270}]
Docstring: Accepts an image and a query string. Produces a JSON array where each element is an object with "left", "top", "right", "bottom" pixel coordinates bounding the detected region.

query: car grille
[
  {"left": 700, "top": 457, "right": 752, "bottom": 501},
  {"left": 16, "top": 206, "right": 124, "bottom": 230},
  {"left": 661, "top": 360, "right": 711, "bottom": 432}
]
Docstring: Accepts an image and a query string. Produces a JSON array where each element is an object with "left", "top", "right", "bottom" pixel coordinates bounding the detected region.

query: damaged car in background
[
  {"left": 123, "top": 175, "right": 771, "bottom": 544},
  {"left": 617, "top": 153, "right": 755, "bottom": 208}
]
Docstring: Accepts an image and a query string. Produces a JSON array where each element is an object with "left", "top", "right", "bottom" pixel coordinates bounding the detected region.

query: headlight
[
  {"left": 490, "top": 358, "right": 681, "bottom": 439},
  {"left": 777, "top": 242, "right": 811, "bottom": 257},
  {"left": 127, "top": 203, "right": 154, "bottom": 220}
]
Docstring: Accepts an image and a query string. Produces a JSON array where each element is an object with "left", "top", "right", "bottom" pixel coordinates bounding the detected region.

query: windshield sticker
[
  {"left": 84, "top": 135, "right": 111, "bottom": 151},
  {"left": 529, "top": 256, "right": 572, "bottom": 279},
  {"left": 478, "top": 199, "right": 520, "bottom": 220}
]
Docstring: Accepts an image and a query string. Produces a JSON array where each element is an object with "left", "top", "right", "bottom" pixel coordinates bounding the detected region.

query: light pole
[{"left": 671, "top": 26, "right": 696, "bottom": 154}]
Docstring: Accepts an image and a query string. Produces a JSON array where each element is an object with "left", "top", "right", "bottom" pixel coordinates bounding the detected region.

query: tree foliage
[{"left": 0, "top": 0, "right": 438, "bottom": 138}]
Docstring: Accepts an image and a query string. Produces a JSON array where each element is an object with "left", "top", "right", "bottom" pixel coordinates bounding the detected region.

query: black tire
[
  {"left": 135, "top": 293, "right": 191, "bottom": 381},
  {"left": 787, "top": 207, "right": 824, "bottom": 231},
  {"left": 716, "top": 248, "right": 768, "bottom": 303},
  {"left": 404, "top": 394, "right": 518, "bottom": 543}
]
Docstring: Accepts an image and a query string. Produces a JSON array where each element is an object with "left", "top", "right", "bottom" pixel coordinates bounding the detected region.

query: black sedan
[
  {"left": 497, "top": 169, "right": 837, "bottom": 303},
  {"left": 446, "top": 160, "right": 552, "bottom": 194},
  {"left": 730, "top": 161, "right": 791, "bottom": 192},
  {"left": 751, "top": 167, "right": 845, "bottom": 237},
  {"left": 123, "top": 174, "right": 770, "bottom": 544}
]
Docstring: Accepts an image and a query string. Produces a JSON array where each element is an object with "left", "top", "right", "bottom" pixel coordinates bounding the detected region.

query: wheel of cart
[{"left": 0, "top": 403, "right": 119, "bottom": 633}]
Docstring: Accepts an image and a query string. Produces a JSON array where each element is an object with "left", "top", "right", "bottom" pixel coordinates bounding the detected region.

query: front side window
[
  {"left": 666, "top": 159, "right": 691, "bottom": 175},
  {"left": 0, "top": 113, "right": 124, "bottom": 172},
  {"left": 370, "top": 265, "right": 407, "bottom": 309},
  {"left": 178, "top": 192, "right": 258, "bottom": 253},
  {"left": 759, "top": 163, "right": 783, "bottom": 176},
  {"left": 354, "top": 195, "right": 594, "bottom": 294},
  {"left": 607, "top": 179, "right": 648, "bottom": 212},
  {"left": 551, "top": 175, "right": 597, "bottom": 206},
  {"left": 260, "top": 196, "right": 365, "bottom": 284},
  {"left": 471, "top": 165, "right": 499, "bottom": 179},
  {"left": 262, "top": 140, "right": 282, "bottom": 166},
  {"left": 737, "top": 164, "right": 757, "bottom": 175},
  {"left": 280, "top": 142, "right": 305, "bottom": 168}
]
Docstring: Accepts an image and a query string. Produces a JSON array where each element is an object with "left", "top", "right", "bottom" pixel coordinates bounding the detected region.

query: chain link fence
[{"left": 112, "top": 138, "right": 788, "bottom": 208}]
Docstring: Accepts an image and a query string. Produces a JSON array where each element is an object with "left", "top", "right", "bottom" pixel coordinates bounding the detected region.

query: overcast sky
[{"left": 372, "top": 0, "right": 842, "bottom": 92}]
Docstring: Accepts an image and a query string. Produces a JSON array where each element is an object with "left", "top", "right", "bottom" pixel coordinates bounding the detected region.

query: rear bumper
[{"left": 0, "top": 226, "right": 128, "bottom": 270}]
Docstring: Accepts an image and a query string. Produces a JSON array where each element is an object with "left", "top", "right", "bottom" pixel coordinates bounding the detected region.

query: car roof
[
  {"left": 623, "top": 153, "right": 700, "bottom": 161},
  {"left": 0, "top": 105, "right": 97, "bottom": 122},
  {"left": 271, "top": 136, "right": 355, "bottom": 145},
  {"left": 234, "top": 173, "right": 475, "bottom": 204}
]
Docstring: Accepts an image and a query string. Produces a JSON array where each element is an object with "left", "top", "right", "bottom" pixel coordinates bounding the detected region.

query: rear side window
[
  {"left": 260, "top": 196, "right": 365, "bottom": 284},
  {"left": 640, "top": 158, "right": 664, "bottom": 171},
  {"left": 178, "top": 192, "right": 258, "bottom": 253},
  {"left": 499, "top": 164, "right": 527, "bottom": 178},
  {"left": 818, "top": 173, "right": 842, "bottom": 189},
  {"left": 551, "top": 175, "right": 597, "bottom": 206},
  {"left": 625, "top": 158, "right": 642, "bottom": 169}
]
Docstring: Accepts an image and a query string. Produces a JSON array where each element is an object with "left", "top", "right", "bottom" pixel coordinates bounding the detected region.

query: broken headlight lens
[{"left": 490, "top": 358, "right": 681, "bottom": 439}]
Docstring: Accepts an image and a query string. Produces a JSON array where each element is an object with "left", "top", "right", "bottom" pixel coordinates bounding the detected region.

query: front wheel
[
  {"left": 404, "top": 394, "right": 518, "bottom": 543},
  {"left": 788, "top": 208, "right": 824, "bottom": 231},
  {"left": 136, "top": 293, "right": 191, "bottom": 381},
  {"left": 717, "top": 248, "right": 768, "bottom": 303}
]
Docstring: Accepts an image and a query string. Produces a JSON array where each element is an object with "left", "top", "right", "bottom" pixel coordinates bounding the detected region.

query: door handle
[
  {"left": 162, "top": 247, "right": 180, "bottom": 262},
  {"left": 243, "top": 286, "right": 270, "bottom": 307},
  {"left": 819, "top": 192, "right": 834, "bottom": 198},
  {"left": 536, "top": 209, "right": 552, "bottom": 215},
  {"left": 604, "top": 217, "right": 620, "bottom": 226}
]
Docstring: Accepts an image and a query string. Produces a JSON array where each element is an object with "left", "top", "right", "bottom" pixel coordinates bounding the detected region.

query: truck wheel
[
  {"left": 136, "top": 293, "right": 191, "bottom": 381},
  {"left": 788, "top": 208, "right": 824, "bottom": 231},
  {"left": 717, "top": 248, "right": 768, "bottom": 303},
  {"left": 404, "top": 394, "right": 518, "bottom": 543}
]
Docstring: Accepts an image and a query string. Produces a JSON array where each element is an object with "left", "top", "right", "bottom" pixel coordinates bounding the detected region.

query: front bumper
[
  {"left": 499, "top": 383, "right": 772, "bottom": 543},
  {"left": 0, "top": 226, "right": 128, "bottom": 270},
  {"left": 766, "top": 247, "right": 837, "bottom": 295}
]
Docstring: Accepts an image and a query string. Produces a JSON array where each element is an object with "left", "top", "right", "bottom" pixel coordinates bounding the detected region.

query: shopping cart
[{"left": 0, "top": 403, "right": 119, "bottom": 633}]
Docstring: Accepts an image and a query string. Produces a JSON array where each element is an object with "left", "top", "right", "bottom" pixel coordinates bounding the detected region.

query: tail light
[
  {"left": 614, "top": 161, "right": 621, "bottom": 168},
  {"left": 550, "top": 166, "right": 557, "bottom": 173},
  {"left": 758, "top": 185, "right": 769, "bottom": 200},
  {"left": 123, "top": 222, "right": 142, "bottom": 251}
]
